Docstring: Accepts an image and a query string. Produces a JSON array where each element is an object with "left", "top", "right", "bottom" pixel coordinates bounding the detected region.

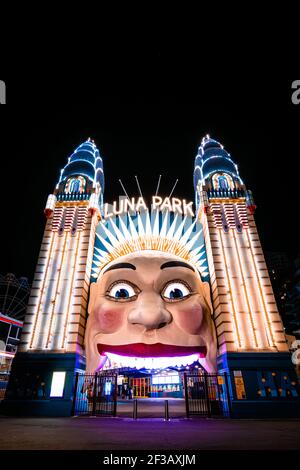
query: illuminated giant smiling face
[{"left": 85, "top": 251, "right": 217, "bottom": 373}]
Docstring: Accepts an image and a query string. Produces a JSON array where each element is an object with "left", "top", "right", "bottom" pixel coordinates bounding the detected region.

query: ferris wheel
[{"left": 0, "top": 273, "right": 31, "bottom": 321}]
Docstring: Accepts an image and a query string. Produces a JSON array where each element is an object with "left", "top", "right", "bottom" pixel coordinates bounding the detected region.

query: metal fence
[
  {"left": 72, "top": 372, "right": 230, "bottom": 418},
  {"left": 183, "top": 372, "right": 231, "bottom": 418},
  {"left": 72, "top": 372, "right": 117, "bottom": 417}
]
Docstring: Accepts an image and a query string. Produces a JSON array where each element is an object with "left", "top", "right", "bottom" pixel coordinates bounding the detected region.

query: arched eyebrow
[
  {"left": 160, "top": 261, "right": 195, "bottom": 272},
  {"left": 103, "top": 263, "right": 136, "bottom": 274}
]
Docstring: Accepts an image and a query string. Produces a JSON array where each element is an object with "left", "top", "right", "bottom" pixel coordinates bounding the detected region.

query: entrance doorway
[
  {"left": 130, "top": 377, "right": 151, "bottom": 398},
  {"left": 72, "top": 372, "right": 231, "bottom": 418}
]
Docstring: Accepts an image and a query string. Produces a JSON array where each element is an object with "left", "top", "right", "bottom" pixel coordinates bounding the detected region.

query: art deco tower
[
  {"left": 194, "top": 136, "right": 299, "bottom": 416},
  {"left": 4, "top": 139, "right": 104, "bottom": 415}
]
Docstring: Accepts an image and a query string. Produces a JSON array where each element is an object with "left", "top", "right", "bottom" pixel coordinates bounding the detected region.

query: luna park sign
[{"left": 103, "top": 196, "right": 195, "bottom": 219}]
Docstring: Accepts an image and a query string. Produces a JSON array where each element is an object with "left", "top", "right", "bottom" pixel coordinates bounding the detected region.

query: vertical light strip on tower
[
  {"left": 64, "top": 211, "right": 98, "bottom": 353},
  {"left": 60, "top": 230, "right": 81, "bottom": 349},
  {"left": 193, "top": 135, "right": 288, "bottom": 355},
  {"left": 200, "top": 205, "right": 242, "bottom": 350},
  {"left": 245, "top": 229, "right": 275, "bottom": 347},
  {"left": 29, "top": 223, "right": 62, "bottom": 349},
  {"left": 45, "top": 231, "right": 69, "bottom": 349},
  {"left": 234, "top": 229, "right": 270, "bottom": 348},
  {"left": 50, "top": 228, "right": 79, "bottom": 350},
  {"left": 45, "top": 206, "right": 77, "bottom": 350},
  {"left": 219, "top": 228, "right": 251, "bottom": 348},
  {"left": 231, "top": 229, "right": 259, "bottom": 348},
  {"left": 214, "top": 227, "right": 242, "bottom": 348},
  {"left": 22, "top": 221, "right": 56, "bottom": 351}
]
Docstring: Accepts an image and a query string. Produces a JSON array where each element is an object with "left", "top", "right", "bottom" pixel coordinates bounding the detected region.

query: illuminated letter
[
  {"left": 183, "top": 200, "right": 194, "bottom": 217},
  {"left": 113, "top": 200, "right": 124, "bottom": 215},
  {"left": 171, "top": 198, "right": 183, "bottom": 214},
  {"left": 135, "top": 197, "right": 147, "bottom": 211},
  {"left": 160, "top": 197, "right": 172, "bottom": 212},
  {"left": 152, "top": 196, "right": 162, "bottom": 210},
  {"left": 124, "top": 197, "right": 136, "bottom": 212},
  {"left": 104, "top": 203, "right": 113, "bottom": 218}
]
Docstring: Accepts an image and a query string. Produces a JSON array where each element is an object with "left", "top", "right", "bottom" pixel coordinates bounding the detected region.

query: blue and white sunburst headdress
[{"left": 91, "top": 209, "right": 209, "bottom": 281}]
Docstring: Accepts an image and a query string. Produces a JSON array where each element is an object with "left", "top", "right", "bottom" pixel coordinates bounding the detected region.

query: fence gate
[
  {"left": 72, "top": 373, "right": 117, "bottom": 417},
  {"left": 184, "top": 373, "right": 231, "bottom": 418}
]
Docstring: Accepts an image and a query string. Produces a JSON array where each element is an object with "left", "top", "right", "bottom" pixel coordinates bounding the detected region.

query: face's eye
[
  {"left": 162, "top": 281, "right": 191, "bottom": 302},
  {"left": 106, "top": 282, "right": 138, "bottom": 301}
]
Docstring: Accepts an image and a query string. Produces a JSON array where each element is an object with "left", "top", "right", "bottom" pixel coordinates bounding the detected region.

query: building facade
[{"left": 2, "top": 137, "right": 300, "bottom": 417}]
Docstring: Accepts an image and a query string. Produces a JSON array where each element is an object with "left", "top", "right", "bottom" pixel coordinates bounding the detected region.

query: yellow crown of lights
[{"left": 91, "top": 209, "right": 209, "bottom": 280}]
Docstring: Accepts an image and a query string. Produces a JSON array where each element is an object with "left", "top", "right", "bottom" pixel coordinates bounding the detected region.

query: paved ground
[
  {"left": 117, "top": 398, "right": 186, "bottom": 418},
  {"left": 1, "top": 414, "right": 300, "bottom": 450}
]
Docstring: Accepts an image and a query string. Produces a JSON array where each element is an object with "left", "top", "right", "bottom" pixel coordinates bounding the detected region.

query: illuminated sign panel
[
  {"left": 103, "top": 196, "right": 195, "bottom": 218},
  {"left": 152, "top": 375, "right": 180, "bottom": 385},
  {"left": 50, "top": 372, "right": 66, "bottom": 398}
]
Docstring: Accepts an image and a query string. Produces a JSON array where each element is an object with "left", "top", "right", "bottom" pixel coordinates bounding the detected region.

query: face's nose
[{"left": 127, "top": 292, "right": 172, "bottom": 331}]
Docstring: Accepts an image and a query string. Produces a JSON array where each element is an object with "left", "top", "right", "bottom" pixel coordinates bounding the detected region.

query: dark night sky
[{"left": 1, "top": 76, "right": 299, "bottom": 282}]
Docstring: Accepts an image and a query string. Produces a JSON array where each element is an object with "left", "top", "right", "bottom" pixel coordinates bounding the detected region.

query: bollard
[
  {"left": 164, "top": 399, "right": 170, "bottom": 421},
  {"left": 133, "top": 399, "right": 138, "bottom": 419}
]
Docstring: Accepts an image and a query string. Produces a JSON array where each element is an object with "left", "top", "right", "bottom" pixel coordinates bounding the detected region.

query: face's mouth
[
  {"left": 97, "top": 343, "right": 206, "bottom": 357},
  {"left": 97, "top": 343, "right": 206, "bottom": 370}
]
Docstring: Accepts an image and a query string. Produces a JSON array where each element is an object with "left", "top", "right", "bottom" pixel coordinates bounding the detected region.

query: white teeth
[{"left": 102, "top": 353, "right": 199, "bottom": 370}]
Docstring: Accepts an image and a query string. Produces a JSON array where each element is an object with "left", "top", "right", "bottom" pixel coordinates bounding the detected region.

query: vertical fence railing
[
  {"left": 224, "top": 372, "right": 232, "bottom": 418},
  {"left": 184, "top": 373, "right": 230, "bottom": 418},
  {"left": 72, "top": 372, "right": 117, "bottom": 417},
  {"left": 71, "top": 372, "right": 79, "bottom": 416},
  {"left": 133, "top": 399, "right": 138, "bottom": 419},
  {"left": 113, "top": 374, "right": 117, "bottom": 417},
  {"left": 164, "top": 399, "right": 170, "bottom": 421},
  {"left": 183, "top": 373, "right": 190, "bottom": 418},
  {"left": 92, "top": 373, "right": 98, "bottom": 416},
  {"left": 204, "top": 372, "right": 211, "bottom": 418}
]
